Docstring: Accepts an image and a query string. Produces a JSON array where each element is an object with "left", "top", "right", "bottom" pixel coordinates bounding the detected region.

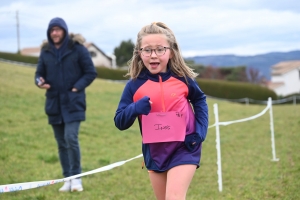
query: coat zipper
[{"left": 159, "top": 75, "right": 166, "bottom": 112}]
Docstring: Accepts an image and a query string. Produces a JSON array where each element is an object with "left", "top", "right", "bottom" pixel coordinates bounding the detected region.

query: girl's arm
[
  {"left": 188, "top": 78, "right": 209, "bottom": 142},
  {"left": 114, "top": 81, "right": 151, "bottom": 130}
]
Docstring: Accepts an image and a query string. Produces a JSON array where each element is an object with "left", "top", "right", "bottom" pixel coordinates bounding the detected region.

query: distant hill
[{"left": 185, "top": 50, "right": 300, "bottom": 80}]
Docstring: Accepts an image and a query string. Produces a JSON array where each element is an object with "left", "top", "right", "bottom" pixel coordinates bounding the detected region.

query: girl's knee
[{"left": 165, "top": 193, "right": 186, "bottom": 200}]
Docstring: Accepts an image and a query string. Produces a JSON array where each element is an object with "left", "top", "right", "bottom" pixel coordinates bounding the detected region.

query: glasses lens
[
  {"left": 141, "top": 47, "right": 167, "bottom": 56},
  {"left": 143, "top": 48, "right": 151, "bottom": 56},
  {"left": 156, "top": 47, "right": 165, "bottom": 56},
  {"left": 51, "top": 27, "right": 62, "bottom": 33}
]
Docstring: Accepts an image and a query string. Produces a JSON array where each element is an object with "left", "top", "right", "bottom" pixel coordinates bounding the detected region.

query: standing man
[{"left": 35, "top": 17, "right": 97, "bottom": 192}]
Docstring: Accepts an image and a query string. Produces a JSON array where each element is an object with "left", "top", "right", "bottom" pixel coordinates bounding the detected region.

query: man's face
[{"left": 50, "top": 26, "right": 64, "bottom": 45}]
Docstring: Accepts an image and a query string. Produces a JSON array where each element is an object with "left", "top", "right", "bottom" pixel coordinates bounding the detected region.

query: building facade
[{"left": 269, "top": 61, "right": 300, "bottom": 96}]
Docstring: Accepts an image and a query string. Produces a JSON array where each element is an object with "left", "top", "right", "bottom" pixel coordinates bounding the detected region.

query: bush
[
  {"left": 0, "top": 51, "right": 278, "bottom": 102},
  {"left": 95, "top": 66, "right": 128, "bottom": 80},
  {"left": 0, "top": 52, "right": 38, "bottom": 64},
  {"left": 196, "top": 78, "right": 277, "bottom": 100}
]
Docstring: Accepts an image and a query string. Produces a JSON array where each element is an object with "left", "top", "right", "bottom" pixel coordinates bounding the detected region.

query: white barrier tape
[
  {"left": 213, "top": 97, "right": 279, "bottom": 193},
  {"left": 218, "top": 103, "right": 270, "bottom": 126},
  {"left": 271, "top": 96, "right": 295, "bottom": 104},
  {"left": 0, "top": 154, "right": 143, "bottom": 193},
  {"left": 207, "top": 102, "right": 270, "bottom": 128},
  {"left": 208, "top": 124, "right": 216, "bottom": 129},
  {"left": 207, "top": 95, "right": 300, "bottom": 105}
]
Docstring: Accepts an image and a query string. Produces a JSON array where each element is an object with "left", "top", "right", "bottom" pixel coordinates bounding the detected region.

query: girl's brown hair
[{"left": 126, "top": 22, "right": 198, "bottom": 81}]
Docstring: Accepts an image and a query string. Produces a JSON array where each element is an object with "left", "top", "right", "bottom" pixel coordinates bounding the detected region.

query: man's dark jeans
[{"left": 52, "top": 121, "right": 81, "bottom": 177}]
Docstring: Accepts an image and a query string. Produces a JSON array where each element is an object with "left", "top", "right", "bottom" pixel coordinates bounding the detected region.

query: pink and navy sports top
[{"left": 114, "top": 68, "right": 208, "bottom": 172}]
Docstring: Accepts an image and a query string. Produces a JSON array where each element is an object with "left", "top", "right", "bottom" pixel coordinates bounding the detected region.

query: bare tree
[{"left": 248, "top": 67, "right": 265, "bottom": 84}]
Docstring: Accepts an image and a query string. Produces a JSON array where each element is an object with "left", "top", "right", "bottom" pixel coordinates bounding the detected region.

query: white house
[
  {"left": 20, "top": 47, "right": 41, "bottom": 57},
  {"left": 21, "top": 42, "right": 116, "bottom": 68},
  {"left": 84, "top": 43, "right": 116, "bottom": 68},
  {"left": 268, "top": 60, "right": 300, "bottom": 96}
]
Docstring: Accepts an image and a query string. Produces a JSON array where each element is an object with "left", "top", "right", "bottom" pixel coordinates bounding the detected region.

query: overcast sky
[{"left": 1, "top": 0, "right": 300, "bottom": 57}]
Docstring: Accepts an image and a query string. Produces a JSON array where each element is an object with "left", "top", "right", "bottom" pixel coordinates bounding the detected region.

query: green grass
[{"left": 0, "top": 62, "right": 299, "bottom": 199}]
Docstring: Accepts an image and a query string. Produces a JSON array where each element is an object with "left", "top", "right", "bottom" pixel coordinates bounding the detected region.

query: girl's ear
[
  {"left": 169, "top": 49, "right": 174, "bottom": 59},
  {"left": 137, "top": 49, "right": 142, "bottom": 57}
]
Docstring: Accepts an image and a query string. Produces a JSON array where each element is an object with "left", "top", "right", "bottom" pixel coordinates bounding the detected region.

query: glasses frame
[
  {"left": 139, "top": 46, "right": 171, "bottom": 57},
  {"left": 50, "top": 27, "right": 64, "bottom": 34}
]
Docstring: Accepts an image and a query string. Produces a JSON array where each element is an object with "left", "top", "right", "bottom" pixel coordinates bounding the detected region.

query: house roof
[
  {"left": 85, "top": 42, "right": 112, "bottom": 61},
  {"left": 20, "top": 42, "right": 112, "bottom": 61},
  {"left": 271, "top": 60, "right": 300, "bottom": 75},
  {"left": 20, "top": 47, "right": 41, "bottom": 56}
]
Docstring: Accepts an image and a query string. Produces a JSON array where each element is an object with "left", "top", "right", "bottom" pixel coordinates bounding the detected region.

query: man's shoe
[
  {"left": 71, "top": 178, "right": 83, "bottom": 192},
  {"left": 58, "top": 180, "right": 71, "bottom": 192}
]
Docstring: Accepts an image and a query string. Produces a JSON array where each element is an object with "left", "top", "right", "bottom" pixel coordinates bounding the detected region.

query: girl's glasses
[{"left": 140, "top": 46, "right": 171, "bottom": 57}]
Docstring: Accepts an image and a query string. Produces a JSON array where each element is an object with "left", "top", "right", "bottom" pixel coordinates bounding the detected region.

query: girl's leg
[
  {"left": 148, "top": 171, "right": 167, "bottom": 200},
  {"left": 165, "top": 164, "right": 197, "bottom": 200}
]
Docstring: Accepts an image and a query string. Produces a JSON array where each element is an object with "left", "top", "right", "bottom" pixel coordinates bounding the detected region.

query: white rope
[{"left": 0, "top": 154, "right": 143, "bottom": 193}]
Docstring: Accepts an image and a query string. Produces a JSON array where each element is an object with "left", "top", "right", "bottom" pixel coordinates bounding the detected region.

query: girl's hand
[{"left": 135, "top": 96, "right": 152, "bottom": 115}]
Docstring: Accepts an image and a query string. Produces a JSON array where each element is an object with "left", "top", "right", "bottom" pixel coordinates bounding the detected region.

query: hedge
[
  {"left": 0, "top": 52, "right": 38, "bottom": 64},
  {"left": 94, "top": 67, "right": 277, "bottom": 100},
  {"left": 196, "top": 78, "right": 277, "bottom": 100},
  {"left": 95, "top": 67, "right": 128, "bottom": 80},
  {"left": 0, "top": 52, "right": 278, "bottom": 100}
]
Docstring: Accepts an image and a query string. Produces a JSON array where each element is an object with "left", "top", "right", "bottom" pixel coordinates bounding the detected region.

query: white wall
[
  {"left": 28, "top": 52, "right": 40, "bottom": 57},
  {"left": 271, "top": 75, "right": 284, "bottom": 82},
  {"left": 110, "top": 54, "right": 116, "bottom": 69},
  {"left": 273, "top": 68, "right": 300, "bottom": 96},
  {"left": 87, "top": 46, "right": 112, "bottom": 68}
]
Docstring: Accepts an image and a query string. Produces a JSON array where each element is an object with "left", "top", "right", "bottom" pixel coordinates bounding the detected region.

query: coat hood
[
  {"left": 47, "top": 17, "right": 69, "bottom": 46},
  {"left": 41, "top": 33, "right": 86, "bottom": 48}
]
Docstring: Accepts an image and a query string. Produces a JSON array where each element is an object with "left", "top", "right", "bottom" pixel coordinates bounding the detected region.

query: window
[{"left": 89, "top": 51, "right": 97, "bottom": 57}]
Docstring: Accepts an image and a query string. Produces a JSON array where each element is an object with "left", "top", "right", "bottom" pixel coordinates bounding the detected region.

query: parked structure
[
  {"left": 84, "top": 42, "right": 115, "bottom": 68},
  {"left": 268, "top": 60, "right": 300, "bottom": 96},
  {"left": 20, "top": 47, "right": 41, "bottom": 57}
]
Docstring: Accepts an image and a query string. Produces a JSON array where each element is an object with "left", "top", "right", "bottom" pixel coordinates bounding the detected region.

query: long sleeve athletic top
[{"left": 114, "top": 68, "right": 208, "bottom": 171}]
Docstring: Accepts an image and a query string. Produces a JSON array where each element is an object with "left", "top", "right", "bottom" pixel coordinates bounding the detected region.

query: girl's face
[{"left": 139, "top": 34, "right": 172, "bottom": 74}]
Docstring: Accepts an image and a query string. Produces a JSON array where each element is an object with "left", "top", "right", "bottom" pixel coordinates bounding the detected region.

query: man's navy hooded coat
[{"left": 35, "top": 17, "right": 97, "bottom": 124}]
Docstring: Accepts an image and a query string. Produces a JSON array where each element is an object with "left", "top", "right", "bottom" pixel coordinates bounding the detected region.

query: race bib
[{"left": 142, "top": 111, "right": 186, "bottom": 143}]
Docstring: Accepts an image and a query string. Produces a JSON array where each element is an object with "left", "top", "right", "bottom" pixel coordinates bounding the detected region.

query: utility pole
[{"left": 16, "top": 10, "right": 20, "bottom": 53}]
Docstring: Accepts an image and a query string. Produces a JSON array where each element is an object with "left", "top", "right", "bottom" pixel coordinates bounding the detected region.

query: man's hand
[
  {"left": 37, "top": 77, "right": 51, "bottom": 89},
  {"left": 72, "top": 88, "right": 78, "bottom": 92}
]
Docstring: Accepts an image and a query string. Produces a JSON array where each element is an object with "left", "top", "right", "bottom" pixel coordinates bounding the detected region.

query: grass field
[{"left": 0, "top": 62, "right": 299, "bottom": 200}]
